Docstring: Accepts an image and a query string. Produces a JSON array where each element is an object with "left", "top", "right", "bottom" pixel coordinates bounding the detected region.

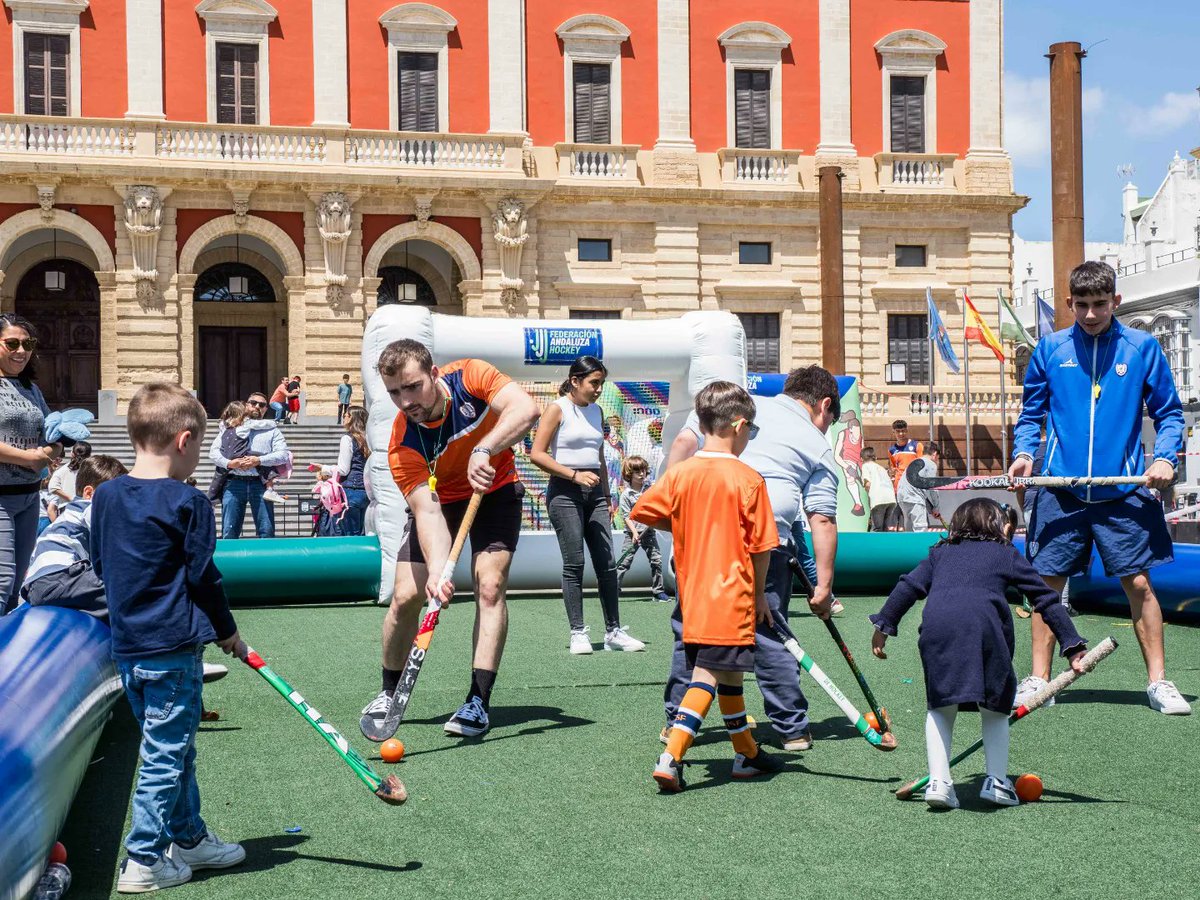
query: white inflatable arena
[{"left": 361, "top": 307, "right": 745, "bottom": 603}]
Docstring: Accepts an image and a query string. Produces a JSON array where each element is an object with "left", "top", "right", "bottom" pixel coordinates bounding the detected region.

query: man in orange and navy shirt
[
  {"left": 363, "top": 339, "right": 539, "bottom": 739},
  {"left": 887, "top": 418, "right": 924, "bottom": 492}
]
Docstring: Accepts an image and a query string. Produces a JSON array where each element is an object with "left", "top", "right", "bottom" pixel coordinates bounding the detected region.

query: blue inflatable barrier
[
  {"left": 0, "top": 607, "right": 121, "bottom": 899},
  {"left": 1068, "top": 541, "right": 1200, "bottom": 623}
]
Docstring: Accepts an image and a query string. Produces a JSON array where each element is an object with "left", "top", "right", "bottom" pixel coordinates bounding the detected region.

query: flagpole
[
  {"left": 997, "top": 288, "right": 1009, "bottom": 467},
  {"left": 928, "top": 289, "right": 936, "bottom": 445},
  {"left": 963, "top": 319, "right": 972, "bottom": 476}
]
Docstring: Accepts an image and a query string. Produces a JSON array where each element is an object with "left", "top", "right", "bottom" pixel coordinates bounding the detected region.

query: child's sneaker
[
  {"left": 170, "top": 830, "right": 246, "bottom": 870},
  {"left": 781, "top": 729, "right": 813, "bottom": 752},
  {"left": 1147, "top": 680, "right": 1192, "bottom": 715},
  {"left": 653, "top": 751, "right": 687, "bottom": 792},
  {"left": 653, "top": 592, "right": 673, "bottom": 603},
  {"left": 1012, "top": 675, "right": 1052, "bottom": 709},
  {"left": 924, "top": 779, "right": 959, "bottom": 809},
  {"left": 604, "top": 626, "right": 645, "bottom": 652},
  {"left": 980, "top": 775, "right": 1020, "bottom": 806},
  {"left": 569, "top": 627, "right": 592, "bottom": 655},
  {"left": 263, "top": 489, "right": 287, "bottom": 504},
  {"left": 829, "top": 598, "right": 845, "bottom": 616},
  {"left": 731, "top": 747, "right": 785, "bottom": 779},
  {"left": 444, "top": 696, "right": 490, "bottom": 737},
  {"left": 117, "top": 853, "right": 193, "bottom": 893}
]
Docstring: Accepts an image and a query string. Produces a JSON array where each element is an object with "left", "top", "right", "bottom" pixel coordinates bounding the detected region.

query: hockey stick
[
  {"left": 786, "top": 556, "right": 894, "bottom": 737},
  {"left": 362, "top": 491, "right": 483, "bottom": 742},
  {"left": 894, "top": 636, "right": 1118, "bottom": 800},
  {"left": 771, "top": 617, "right": 898, "bottom": 751},
  {"left": 905, "top": 465, "right": 1150, "bottom": 492},
  {"left": 243, "top": 648, "right": 407, "bottom": 805}
]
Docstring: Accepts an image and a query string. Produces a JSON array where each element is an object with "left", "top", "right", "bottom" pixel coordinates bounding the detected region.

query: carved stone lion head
[
  {"left": 126, "top": 185, "right": 160, "bottom": 217},
  {"left": 497, "top": 197, "right": 524, "bottom": 224}
]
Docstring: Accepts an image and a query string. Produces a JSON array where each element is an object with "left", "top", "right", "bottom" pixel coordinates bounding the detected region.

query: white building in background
[{"left": 1011, "top": 148, "right": 1200, "bottom": 401}]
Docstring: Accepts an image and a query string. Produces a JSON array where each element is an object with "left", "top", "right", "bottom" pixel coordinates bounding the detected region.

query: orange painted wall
[
  {"left": 689, "top": 2, "right": 821, "bottom": 154},
  {"left": 348, "top": 0, "right": 489, "bottom": 132},
  {"left": 81, "top": 1, "right": 126, "bottom": 118},
  {"left": 0, "top": 10, "right": 12, "bottom": 115},
  {"left": 525, "top": 0, "right": 657, "bottom": 148},
  {"left": 850, "top": 0, "right": 971, "bottom": 157},
  {"left": 163, "top": 4, "right": 207, "bottom": 122}
]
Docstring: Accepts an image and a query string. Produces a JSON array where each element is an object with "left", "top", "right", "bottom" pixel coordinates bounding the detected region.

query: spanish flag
[{"left": 963, "top": 292, "right": 1005, "bottom": 363}]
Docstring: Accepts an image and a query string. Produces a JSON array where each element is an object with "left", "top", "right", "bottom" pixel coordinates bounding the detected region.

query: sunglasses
[
  {"left": 1, "top": 338, "right": 37, "bottom": 352},
  {"left": 246, "top": 400, "right": 267, "bottom": 408},
  {"left": 732, "top": 417, "right": 761, "bottom": 438}
]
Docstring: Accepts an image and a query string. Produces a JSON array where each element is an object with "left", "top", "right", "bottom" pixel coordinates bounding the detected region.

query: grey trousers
[
  {"left": 0, "top": 490, "right": 40, "bottom": 615},
  {"left": 547, "top": 475, "right": 621, "bottom": 632},
  {"left": 615, "top": 529, "right": 665, "bottom": 594}
]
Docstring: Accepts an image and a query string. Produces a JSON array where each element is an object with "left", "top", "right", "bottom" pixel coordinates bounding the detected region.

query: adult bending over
[
  {"left": 363, "top": 340, "right": 540, "bottom": 738},
  {"left": 530, "top": 356, "right": 644, "bottom": 654}
]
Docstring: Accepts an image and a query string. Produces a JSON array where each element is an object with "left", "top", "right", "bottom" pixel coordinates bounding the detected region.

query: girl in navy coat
[{"left": 870, "top": 499, "right": 1088, "bottom": 809}]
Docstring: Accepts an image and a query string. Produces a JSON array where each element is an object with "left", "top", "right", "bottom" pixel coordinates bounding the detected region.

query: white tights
[{"left": 925, "top": 705, "right": 1009, "bottom": 784}]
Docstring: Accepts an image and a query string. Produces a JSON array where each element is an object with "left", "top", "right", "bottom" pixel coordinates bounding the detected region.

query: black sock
[
  {"left": 383, "top": 667, "right": 402, "bottom": 694},
  {"left": 469, "top": 668, "right": 497, "bottom": 708}
]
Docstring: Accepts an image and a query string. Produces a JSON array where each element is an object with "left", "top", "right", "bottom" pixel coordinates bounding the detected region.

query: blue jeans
[
  {"left": 117, "top": 646, "right": 207, "bottom": 864},
  {"left": 790, "top": 520, "right": 820, "bottom": 589},
  {"left": 221, "top": 477, "right": 274, "bottom": 539},
  {"left": 663, "top": 546, "right": 809, "bottom": 738},
  {"left": 270, "top": 401, "right": 286, "bottom": 421},
  {"left": 339, "top": 487, "right": 369, "bottom": 536}
]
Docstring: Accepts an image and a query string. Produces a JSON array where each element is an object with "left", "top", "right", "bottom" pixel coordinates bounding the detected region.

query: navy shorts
[
  {"left": 684, "top": 642, "right": 755, "bottom": 673},
  {"left": 1026, "top": 487, "right": 1173, "bottom": 578}
]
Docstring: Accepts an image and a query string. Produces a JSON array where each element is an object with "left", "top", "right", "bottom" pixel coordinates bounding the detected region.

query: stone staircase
[{"left": 84, "top": 422, "right": 348, "bottom": 537}]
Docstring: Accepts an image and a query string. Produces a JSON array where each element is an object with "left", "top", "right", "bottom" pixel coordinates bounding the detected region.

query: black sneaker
[
  {"left": 731, "top": 746, "right": 786, "bottom": 779},
  {"left": 444, "top": 696, "right": 490, "bottom": 737}
]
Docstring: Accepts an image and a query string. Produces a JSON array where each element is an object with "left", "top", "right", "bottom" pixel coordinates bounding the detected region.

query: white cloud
[
  {"left": 1004, "top": 72, "right": 1049, "bottom": 166},
  {"left": 1139, "top": 91, "right": 1199, "bottom": 135}
]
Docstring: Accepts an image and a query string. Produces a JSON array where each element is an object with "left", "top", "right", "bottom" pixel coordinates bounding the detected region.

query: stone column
[
  {"left": 312, "top": 0, "right": 349, "bottom": 126},
  {"left": 177, "top": 273, "right": 197, "bottom": 393},
  {"left": 284, "top": 275, "right": 310, "bottom": 381},
  {"left": 96, "top": 271, "right": 119, "bottom": 422},
  {"left": 815, "top": 0, "right": 859, "bottom": 189},
  {"left": 653, "top": 0, "right": 699, "bottom": 186},
  {"left": 964, "top": 0, "right": 1011, "bottom": 193},
  {"left": 125, "top": 0, "right": 164, "bottom": 119},
  {"left": 488, "top": 0, "right": 526, "bottom": 134}
]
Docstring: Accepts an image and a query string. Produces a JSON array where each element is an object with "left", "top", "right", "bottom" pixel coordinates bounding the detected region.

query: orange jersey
[
  {"left": 388, "top": 359, "right": 517, "bottom": 503},
  {"left": 889, "top": 439, "right": 923, "bottom": 489},
  {"left": 629, "top": 452, "right": 777, "bottom": 645}
]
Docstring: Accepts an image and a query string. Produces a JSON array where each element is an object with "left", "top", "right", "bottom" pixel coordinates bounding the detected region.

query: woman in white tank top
[{"left": 531, "top": 356, "right": 645, "bottom": 655}]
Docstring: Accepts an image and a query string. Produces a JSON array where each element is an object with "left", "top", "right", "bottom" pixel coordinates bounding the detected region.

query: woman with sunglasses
[{"left": 0, "top": 315, "right": 62, "bottom": 613}]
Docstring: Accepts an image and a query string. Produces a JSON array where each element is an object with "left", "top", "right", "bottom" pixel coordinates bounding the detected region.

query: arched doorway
[
  {"left": 195, "top": 261, "right": 275, "bottom": 417},
  {"left": 15, "top": 259, "right": 100, "bottom": 411},
  {"left": 378, "top": 266, "right": 436, "bottom": 306}
]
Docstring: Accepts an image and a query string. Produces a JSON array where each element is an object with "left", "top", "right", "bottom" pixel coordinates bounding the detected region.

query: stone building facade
[{"left": 0, "top": 0, "right": 1021, "bottom": 443}]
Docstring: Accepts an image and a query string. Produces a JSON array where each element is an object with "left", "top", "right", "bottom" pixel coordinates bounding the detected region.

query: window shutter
[
  {"left": 217, "top": 43, "right": 257, "bottom": 125},
  {"left": 890, "top": 75, "right": 925, "bottom": 153},
  {"left": 734, "top": 69, "right": 770, "bottom": 149},
  {"left": 24, "top": 33, "right": 69, "bottom": 117},
  {"left": 238, "top": 44, "right": 258, "bottom": 125},
  {"left": 24, "top": 34, "right": 46, "bottom": 115},
  {"left": 573, "top": 63, "right": 610, "bottom": 144},
  {"left": 217, "top": 44, "right": 237, "bottom": 123},
  {"left": 47, "top": 35, "right": 69, "bottom": 116},
  {"left": 398, "top": 52, "right": 438, "bottom": 132},
  {"left": 736, "top": 313, "right": 780, "bottom": 372}
]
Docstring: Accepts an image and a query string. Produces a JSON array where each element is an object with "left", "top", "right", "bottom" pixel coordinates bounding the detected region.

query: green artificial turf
[{"left": 61, "top": 595, "right": 1200, "bottom": 899}]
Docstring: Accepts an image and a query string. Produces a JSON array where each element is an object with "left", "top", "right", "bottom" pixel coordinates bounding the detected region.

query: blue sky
[{"left": 1005, "top": 1, "right": 1200, "bottom": 241}]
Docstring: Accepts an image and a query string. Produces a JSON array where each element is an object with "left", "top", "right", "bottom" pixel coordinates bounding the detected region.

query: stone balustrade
[
  {"left": 555, "top": 143, "right": 640, "bottom": 181},
  {"left": 717, "top": 148, "right": 802, "bottom": 186},
  {"left": 875, "top": 152, "right": 957, "bottom": 190}
]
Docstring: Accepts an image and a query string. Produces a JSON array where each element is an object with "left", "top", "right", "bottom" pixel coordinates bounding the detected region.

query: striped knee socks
[
  {"left": 666, "top": 682, "right": 715, "bottom": 760},
  {"left": 718, "top": 683, "right": 759, "bottom": 758}
]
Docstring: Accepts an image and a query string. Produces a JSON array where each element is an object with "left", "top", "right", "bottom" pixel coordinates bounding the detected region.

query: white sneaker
[
  {"left": 262, "top": 489, "right": 287, "bottom": 504},
  {"left": 830, "top": 598, "right": 845, "bottom": 616},
  {"left": 117, "top": 853, "right": 193, "bottom": 893},
  {"left": 924, "top": 778, "right": 959, "bottom": 810},
  {"left": 569, "top": 628, "right": 593, "bottom": 655},
  {"left": 361, "top": 689, "right": 391, "bottom": 720},
  {"left": 170, "top": 830, "right": 246, "bottom": 870},
  {"left": 653, "top": 751, "right": 686, "bottom": 792},
  {"left": 980, "top": 775, "right": 1020, "bottom": 806},
  {"left": 201, "top": 662, "right": 228, "bottom": 683},
  {"left": 1013, "top": 675, "right": 1053, "bottom": 710},
  {"left": 1147, "top": 680, "right": 1192, "bottom": 715},
  {"left": 604, "top": 626, "right": 646, "bottom": 652}
]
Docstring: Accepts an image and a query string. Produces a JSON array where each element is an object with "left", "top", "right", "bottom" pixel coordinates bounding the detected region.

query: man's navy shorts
[{"left": 1026, "top": 486, "right": 1173, "bottom": 578}]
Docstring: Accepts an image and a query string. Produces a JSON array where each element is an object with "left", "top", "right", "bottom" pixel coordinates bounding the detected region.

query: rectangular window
[
  {"left": 398, "top": 51, "right": 439, "bottom": 132},
  {"left": 216, "top": 42, "right": 258, "bottom": 125},
  {"left": 887, "top": 313, "right": 930, "bottom": 385},
  {"left": 737, "top": 313, "right": 780, "bottom": 372},
  {"left": 24, "top": 33, "right": 69, "bottom": 117},
  {"left": 573, "top": 62, "right": 611, "bottom": 144},
  {"left": 895, "top": 244, "right": 928, "bottom": 268},
  {"left": 889, "top": 75, "right": 926, "bottom": 153},
  {"left": 734, "top": 69, "right": 771, "bottom": 150},
  {"left": 738, "top": 241, "right": 772, "bottom": 265},
  {"left": 569, "top": 310, "right": 621, "bottom": 320},
  {"left": 577, "top": 238, "right": 613, "bottom": 263}
]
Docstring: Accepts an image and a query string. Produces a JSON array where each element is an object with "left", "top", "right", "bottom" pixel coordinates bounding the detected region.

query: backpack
[{"left": 318, "top": 473, "right": 348, "bottom": 519}]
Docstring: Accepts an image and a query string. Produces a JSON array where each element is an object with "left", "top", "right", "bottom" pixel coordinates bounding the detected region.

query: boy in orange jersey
[{"left": 630, "top": 381, "right": 784, "bottom": 791}]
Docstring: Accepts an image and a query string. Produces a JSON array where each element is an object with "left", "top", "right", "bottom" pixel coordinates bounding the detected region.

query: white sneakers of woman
[
  {"left": 604, "top": 627, "right": 645, "bottom": 652},
  {"left": 1147, "top": 680, "right": 1192, "bottom": 715},
  {"left": 924, "top": 779, "right": 959, "bottom": 810},
  {"left": 980, "top": 775, "right": 1020, "bottom": 806},
  {"left": 569, "top": 627, "right": 593, "bottom": 655}
]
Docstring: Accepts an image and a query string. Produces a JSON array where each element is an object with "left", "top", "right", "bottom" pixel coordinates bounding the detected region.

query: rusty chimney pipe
[
  {"left": 818, "top": 165, "right": 846, "bottom": 373},
  {"left": 1047, "top": 41, "right": 1086, "bottom": 330}
]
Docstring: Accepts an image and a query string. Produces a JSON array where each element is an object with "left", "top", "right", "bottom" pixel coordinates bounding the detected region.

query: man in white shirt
[{"left": 861, "top": 447, "right": 897, "bottom": 531}]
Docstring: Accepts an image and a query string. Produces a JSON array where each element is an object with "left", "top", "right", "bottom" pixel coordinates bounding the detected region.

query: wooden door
[
  {"left": 198, "top": 327, "right": 267, "bottom": 418},
  {"left": 15, "top": 259, "right": 100, "bottom": 412}
]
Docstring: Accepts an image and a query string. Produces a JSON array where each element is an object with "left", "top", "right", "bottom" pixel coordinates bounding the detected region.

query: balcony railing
[
  {"left": 717, "top": 148, "right": 801, "bottom": 186},
  {"left": 875, "top": 153, "right": 957, "bottom": 190},
  {"left": 0, "top": 116, "right": 137, "bottom": 156},
  {"left": 908, "top": 392, "right": 1023, "bottom": 416},
  {"left": 347, "top": 130, "right": 524, "bottom": 170},
  {"left": 555, "top": 143, "right": 639, "bottom": 181},
  {"left": 1154, "top": 246, "right": 1198, "bottom": 268},
  {"left": 157, "top": 124, "right": 327, "bottom": 164},
  {"left": 1117, "top": 260, "right": 1146, "bottom": 278}
]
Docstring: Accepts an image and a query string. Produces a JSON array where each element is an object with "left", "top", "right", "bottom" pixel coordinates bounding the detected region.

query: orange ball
[
  {"left": 49, "top": 842, "right": 67, "bottom": 865},
  {"left": 1015, "top": 773, "right": 1043, "bottom": 802},
  {"left": 380, "top": 738, "right": 405, "bottom": 764},
  {"left": 864, "top": 712, "right": 881, "bottom": 732}
]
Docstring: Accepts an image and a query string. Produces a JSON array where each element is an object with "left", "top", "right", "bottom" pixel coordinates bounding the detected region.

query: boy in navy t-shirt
[{"left": 91, "top": 383, "right": 248, "bottom": 893}]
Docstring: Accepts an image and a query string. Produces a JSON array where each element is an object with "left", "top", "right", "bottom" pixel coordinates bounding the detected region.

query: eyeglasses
[
  {"left": 732, "top": 417, "right": 761, "bottom": 438},
  {"left": 1, "top": 338, "right": 37, "bottom": 352},
  {"left": 246, "top": 400, "right": 267, "bottom": 408}
]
